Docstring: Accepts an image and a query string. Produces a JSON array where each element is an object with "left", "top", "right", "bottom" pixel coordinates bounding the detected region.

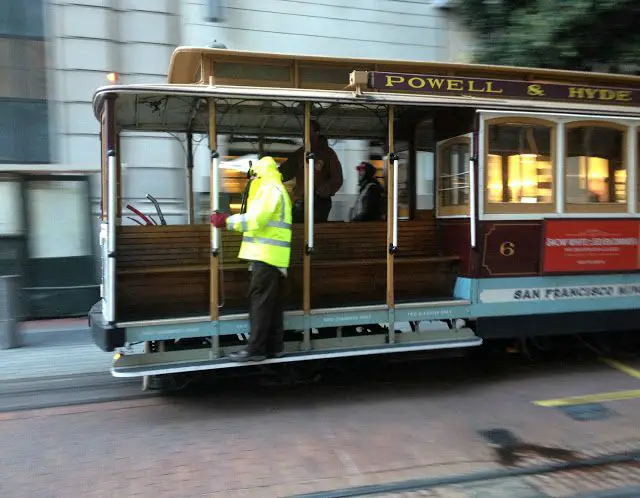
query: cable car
[{"left": 89, "top": 47, "right": 640, "bottom": 386}]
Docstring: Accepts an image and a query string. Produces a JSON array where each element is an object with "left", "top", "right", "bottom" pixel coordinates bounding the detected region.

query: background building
[{"left": 0, "top": 0, "right": 473, "bottom": 318}]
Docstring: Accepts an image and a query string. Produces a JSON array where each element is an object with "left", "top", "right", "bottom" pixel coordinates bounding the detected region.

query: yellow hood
[{"left": 250, "top": 156, "right": 281, "bottom": 181}]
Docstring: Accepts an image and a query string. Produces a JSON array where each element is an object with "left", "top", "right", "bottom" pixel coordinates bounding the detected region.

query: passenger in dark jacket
[
  {"left": 349, "top": 161, "right": 384, "bottom": 221},
  {"left": 280, "top": 121, "right": 343, "bottom": 223}
]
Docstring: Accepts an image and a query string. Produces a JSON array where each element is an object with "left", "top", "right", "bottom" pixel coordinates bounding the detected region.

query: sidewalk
[
  {"left": 19, "top": 317, "right": 90, "bottom": 346},
  {"left": 20, "top": 317, "right": 89, "bottom": 332},
  {"left": 1, "top": 318, "right": 114, "bottom": 381}
]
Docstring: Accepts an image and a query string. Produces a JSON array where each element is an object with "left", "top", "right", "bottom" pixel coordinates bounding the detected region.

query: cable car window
[
  {"left": 565, "top": 122, "right": 626, "bottom": 212},
  {"left": 485, "top": 118, "right": 555, "bottom": 214},
  {"left": 437, "top": 137, "right": 469, "bottom": 216}
]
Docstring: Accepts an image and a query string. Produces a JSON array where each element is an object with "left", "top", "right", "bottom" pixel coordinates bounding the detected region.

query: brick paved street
[{"left": 0, "top": 349, "right": 639, "bottom": 497}]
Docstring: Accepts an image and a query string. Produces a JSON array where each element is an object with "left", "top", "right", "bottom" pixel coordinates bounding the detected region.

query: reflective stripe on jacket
[{"left": 225, "top": 157, "right": 293, "bottom": 269}]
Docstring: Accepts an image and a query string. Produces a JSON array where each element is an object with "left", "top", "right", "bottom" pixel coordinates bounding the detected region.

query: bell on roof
[{"left": 207, "top": 40, "right": 227, "bottom": 49}]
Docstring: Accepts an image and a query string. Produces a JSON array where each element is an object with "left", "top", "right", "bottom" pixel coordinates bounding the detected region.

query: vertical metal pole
[
  {"left": 212, "top": 153, "right": 220, "bottom": 253},
  {"left": 471, "top": 114, "right": 482, "bottom": 257},
  {"left": 116, "top": 132, "right": 122, "bottom": 221},
  {"left": 555, "top": 122, "right": 565, "bottom": 215},
  {"left": 141, "top": 341, "right": 151, "bottom": 391},
  {"left": 392, "top": 156, "right": 399, "bottom": 249},
  {"left": 103, "top": 95, "right": 117, "bottom": 326},
  {"left": 186, "top": 131, "right": 195, "bottom": 224},
  {"left": 303, "top": 102, "right": 312, "bottom": 351},
  {"left": 105, "top": 150, "right": 116, "bottom": 324},
  {"left": 386, "top": 106, "right": 396, "bottom": 344},
  {"left": 626, "top": 125, "right": 637, "bottom": 214},
  {"left": 100, "top": 113, "right": 108, "bottom": 221},
  {"left": 307, "top": 155, "right": 315, "bottom": 250},
  {"left": 208, "top": 98, "right": 220, "bottom": 357},
  {"left": 469, "top": 157, "right": 477, "bottom": 249}
]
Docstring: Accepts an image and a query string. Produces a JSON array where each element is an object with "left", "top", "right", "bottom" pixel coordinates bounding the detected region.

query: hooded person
[
  {"left": 279, "top": 120, "right": 343, "bottom": 223},
  {"left": 210, "top": 156, "right": 292, "bottom": 362},
  {"left": 349, "top": 161, "right": 384, "bottom": 222}
]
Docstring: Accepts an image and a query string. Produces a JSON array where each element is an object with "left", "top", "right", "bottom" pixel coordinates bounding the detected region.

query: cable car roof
[{"left": 93, "top": 83, "right": 640, "bottom": 137}]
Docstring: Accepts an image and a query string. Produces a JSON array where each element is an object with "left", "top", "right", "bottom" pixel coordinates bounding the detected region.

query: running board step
[{"left": 112, "top": 329, "right": 482, "bottom": 378}]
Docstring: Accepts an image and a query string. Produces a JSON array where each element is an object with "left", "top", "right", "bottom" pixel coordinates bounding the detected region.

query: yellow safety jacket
[{"left": 226, "top": 156, "right": 293, "bottom": 269}]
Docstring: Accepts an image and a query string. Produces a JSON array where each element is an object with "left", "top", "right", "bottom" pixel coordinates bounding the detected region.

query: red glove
[{"left": 210, "top": 212, "right": 229, "bottom": 228}]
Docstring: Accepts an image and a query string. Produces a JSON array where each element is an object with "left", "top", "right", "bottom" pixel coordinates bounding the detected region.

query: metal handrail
[
  {"left": 125, "top": 204, "right": 155, "bottom": 225},
  {"left": 306, "top": 152, "right": 315, "bottom": 253},
  {"left": 105, "top": 150, "right": 117, "bottom": 323},
  {"left": 211, "top": 151, "right": 220, "bottom": 255},
  {"left": 146, "top": 194, "right": 166, "bottom": 225},
  {"left": 469, "top": 157, "right": 477, "bottom": 249},
  {"left": 391, "top": 153, "right": 399, "bottom": 252}
]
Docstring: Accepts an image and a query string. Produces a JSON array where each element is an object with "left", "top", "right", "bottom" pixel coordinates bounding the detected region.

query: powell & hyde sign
[{"left": 369, "top": 72, "right": 638, "bottom": 106}]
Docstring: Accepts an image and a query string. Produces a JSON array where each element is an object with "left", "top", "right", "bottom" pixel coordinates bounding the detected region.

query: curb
[{"left": 15, "top": 327, "right": 91, "bottom": 348}]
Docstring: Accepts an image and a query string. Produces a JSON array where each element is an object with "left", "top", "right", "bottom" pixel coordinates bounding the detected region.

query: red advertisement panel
[{"left": 543, "top": 219, "right": 639, "bottom": 273}]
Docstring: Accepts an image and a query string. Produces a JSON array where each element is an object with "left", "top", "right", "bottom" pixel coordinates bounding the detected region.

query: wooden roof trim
[{"left": 167, "top": 46, "right": 640, "bottom": 87}]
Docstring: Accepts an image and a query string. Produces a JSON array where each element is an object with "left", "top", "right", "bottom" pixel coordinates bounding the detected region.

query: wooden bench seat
[
  {"left": 308, "top": 255, "right": 459, "bottom": 268},
  {"left": 115, "top": 214, "right": 459, "bottom": 322}
]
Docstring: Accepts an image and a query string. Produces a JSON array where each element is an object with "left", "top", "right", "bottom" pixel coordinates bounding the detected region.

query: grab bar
[
  {"left": 105, "top": 150, "right": 117, "bottom": 323},
  {"left": 146, "top": 194, "right": 166, "bottom": 225},
  {"left": 390, "top": 152, "right": 399, "bottom": 254},
  {"left": 125, "top": 204, "right": 155, "bottom": 226},
  {"left": 211, "top": 151, "right": 220, "bottom": 256},
  {"left": 469, "top": 157, "right": 477, "bottom": 249},
  {"left": 306, "top": 152, "right": 314, "bottom": 253}
]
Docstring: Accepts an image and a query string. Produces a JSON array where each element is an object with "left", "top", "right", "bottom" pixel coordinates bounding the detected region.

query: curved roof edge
[
  {"left": 91, "top": 83, "right": 640, "bottom": 127},
  {"left": 167, "top": 46, "right": 640, "bottom": 87}
]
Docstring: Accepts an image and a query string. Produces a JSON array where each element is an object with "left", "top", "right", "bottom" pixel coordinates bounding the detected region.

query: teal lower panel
[
  {"left": 126, "top": 322, "right": 216, "bottom": 343},
  {"left": 218, "top": 313, "right": 305, "bottom": 335},
  {"left": 217, "top": 309, "right": 390, "bottom": 335},
  {"left": 124, "top": 303, "right": 484, "bottom": 343},
  {"left": 126, "top": 314, "right": 306, "bottom": 342},
  {"left": 469, "top": 273, "right": 640, "bottom": 318},
  {"left": 453, "top": 277, "right": 473, "bottom": 300},
  {"left": 394, "top": 305, "right": 472, "bottom": 322},
  {"left": 309, "top": 309, "right": 389, "bottom": 328}
]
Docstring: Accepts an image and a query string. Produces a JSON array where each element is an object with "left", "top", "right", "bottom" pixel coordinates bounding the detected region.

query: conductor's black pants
[{"left": 247, "top": 261, "right": 285, "bottom": 355}]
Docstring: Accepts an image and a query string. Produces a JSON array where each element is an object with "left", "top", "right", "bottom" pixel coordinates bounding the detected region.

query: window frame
[
  {"left": 563, "top": 120, "right": 628, "bottom": 214},
  {"left": 436, "top": 134, "right": 471, "bottom": 217},
  {"left": 483, "top": 116, "right": 557, "bottom": 215}
]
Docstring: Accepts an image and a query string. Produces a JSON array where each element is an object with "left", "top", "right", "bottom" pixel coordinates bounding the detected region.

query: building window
[
  {"left": 0, "top": 178, "right": 23, "bottom": 235},
  {"left": 485, "top": 118, "right": 555, "bottom": 214},
  {"left": 0, "top": 0, "right": 49, "bottom": 164},
  {"left": 0, "top": 0, "right": 44, "bottom": 38},
  {"left": 0, "top": 99, "right": 49, "bottom": 164},
  {"left": 565, "top": 122, "right": 627, "bottom": 213},
  {"left": 437, "top": 137, "right": 469, "bottom": 216}
]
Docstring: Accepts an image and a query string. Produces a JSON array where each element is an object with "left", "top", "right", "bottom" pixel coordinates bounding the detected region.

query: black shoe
[
  {"left": 227, "top": 350, "right": 267, "bottom": 362},
  {"left": 266, "top": 344, "right": 285, "bottom": 358}
]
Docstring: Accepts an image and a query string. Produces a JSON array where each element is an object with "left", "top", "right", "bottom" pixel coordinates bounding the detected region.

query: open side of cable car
[{"left": 89, "top": 47, "right": 640, "bottom": 382}]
